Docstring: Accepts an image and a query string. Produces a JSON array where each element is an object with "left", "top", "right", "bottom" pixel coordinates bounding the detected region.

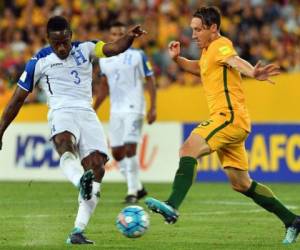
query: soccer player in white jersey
[
  {"left": 0, "top": 16, "right": 145, "bottom": 244},
  {"left": 94, "top": 21, "right": 156, "bottom": 204}
]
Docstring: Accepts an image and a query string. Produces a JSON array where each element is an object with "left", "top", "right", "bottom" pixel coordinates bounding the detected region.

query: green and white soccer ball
[{"left": 116, "top": 205, "right": 150, "bottom": 238}]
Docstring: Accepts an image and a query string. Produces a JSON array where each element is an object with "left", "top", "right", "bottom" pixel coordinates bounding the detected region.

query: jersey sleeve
[
  {"left": 215, "top": 39, "right": 237, "bottom": 64},
  {"left": 17, "top": 58, "right": 41, "bottom": 92},
  {"left": 140, "top": 50, "right": 154, "bottom": 77},
  {"left": 82, "top": 41, "right": 106, "bottom": 58}
]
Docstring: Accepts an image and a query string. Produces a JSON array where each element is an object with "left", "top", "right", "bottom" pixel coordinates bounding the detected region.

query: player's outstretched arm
[
  {"left": 169, "top": 41, "right": 201, "bottom": 77},
  {"left": 102, "top": 25, "right": 146, "bottom": 57},
  {"left": 225, "top": 56, "right": 281, "bottom": 84},
  {"left": 145, "top": 75, "right": 157, "bottom": 125},
  {"left": 93, "top": 76, "right": 109, "bottom": 111},
  {"left": 0, "top": 86, "right": 29, "bottom": 150}
]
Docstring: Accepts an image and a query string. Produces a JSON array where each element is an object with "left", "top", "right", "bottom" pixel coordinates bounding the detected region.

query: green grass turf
[{"left": 0, "top": 182, "right": 300, "bottom": 250}]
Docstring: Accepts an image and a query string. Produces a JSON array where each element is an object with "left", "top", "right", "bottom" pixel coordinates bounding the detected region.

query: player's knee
[
  {"left": 125, "top": 149, "right": 136, "bottom": 158},
  {"left": 179, "top": 144, "right": 193, "bottom": 158},
  {"left": 112, "top": 148, "right": 126, "bottom": 161},
  {"left": 230, "top": 181, "right": 250, "bottom": 193},
  {"left": 54, "top": 135, "right": 77, "bottom": 155},
  {"left": 125, "top": 144, "right": 137, "bottom": 158},
  {"left": 82, "top": 151, "right": 107, "bottom": 181},
  {"left": 92, "top": 155, "right": 106, "bottom": 172},
  {"left": 113, "top": 154, "right": 125, "bottom": 162}
]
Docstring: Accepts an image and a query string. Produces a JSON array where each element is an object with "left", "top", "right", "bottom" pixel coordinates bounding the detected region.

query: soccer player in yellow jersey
[{"left": 145, "top": 6, "right": 299, "bottom": 244}]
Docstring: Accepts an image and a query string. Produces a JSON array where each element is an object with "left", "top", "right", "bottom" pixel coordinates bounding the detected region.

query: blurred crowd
[{"left": 1, "top": 0, "right": 300, "bottom": 104}]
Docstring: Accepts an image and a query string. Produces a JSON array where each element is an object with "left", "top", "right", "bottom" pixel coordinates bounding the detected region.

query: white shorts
[
  {"left": 109, "top": 112, "right": 144, "bottom": 147},
  {"left": 48, "top": 108, "right": 108, "bottom": 160}
]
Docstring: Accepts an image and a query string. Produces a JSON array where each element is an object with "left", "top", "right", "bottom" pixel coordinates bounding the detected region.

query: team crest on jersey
[{"left": 71, "top": 49, "right": 87, "bottom": 66}]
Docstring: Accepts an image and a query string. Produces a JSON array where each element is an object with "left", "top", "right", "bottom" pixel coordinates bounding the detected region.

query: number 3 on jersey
[{"left": 70, "top": 70, "right": 81, "bottom": 85}]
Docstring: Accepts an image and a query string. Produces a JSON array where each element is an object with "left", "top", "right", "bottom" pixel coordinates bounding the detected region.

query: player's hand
[
  {"left": 127, "top": 25, "right": 147, "bottom": 38},
  {"left": 147, "top": 108, "right": 156, "bottom": 125},
  {"left": 253, "top": 61, "right": 281, "bottom": 84},
  {"left": 168, "top": 41, "right": 181, "bottom": 60}
]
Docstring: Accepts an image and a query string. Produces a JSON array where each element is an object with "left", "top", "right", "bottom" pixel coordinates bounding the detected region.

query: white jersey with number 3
[
  {"left": 18, "top": 41, "right": 100, "bottom": 112},
  {"left": 99, "top": 48, "right": 153, "bottom": 115}
]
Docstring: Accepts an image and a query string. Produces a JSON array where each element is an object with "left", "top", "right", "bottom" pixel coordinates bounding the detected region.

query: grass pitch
[{"left": 0, "top": 182, "right": 300, "bottom": 250}]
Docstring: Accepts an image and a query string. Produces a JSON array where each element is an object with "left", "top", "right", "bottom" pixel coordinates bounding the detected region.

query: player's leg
[
  {"left": 109, "top": 113, "right": 135, "bottom": 202},
  {"left": 111, "top": 146, "right": 126, "bottom": 180},
  {"left": 67, "top": 110, "right": 108, "bottom": 244},
  {"left": 145, "top": 119, "right": 223, "bottom": 223},
  {"left": 145, "top": 132, "right": 210, "bottom": 223},
  {"left": 54, "top": 132, "right": 94, "bottom": 193},
  {"left": 220, "top": 135, "right": 300, "bottom": 243},
  {"left": 224, "top": 167, "right": 300, "bottom": 243},
  {"left": 67, "top": 151, "right": 107, "bottom": 245},
  {"left": 50, "top": 109, "right": 95, "bottom": 199},
  {"left": 123, "top": 113, "right": 146, "bottom": 202},
  {"left": 125, "top": 143, "right": 148, "bottom": 202}
]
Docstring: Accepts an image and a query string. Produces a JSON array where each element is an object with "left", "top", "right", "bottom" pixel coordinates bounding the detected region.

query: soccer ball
[{"left": 116, "top": 205, "right": 150, "bottom": 238}]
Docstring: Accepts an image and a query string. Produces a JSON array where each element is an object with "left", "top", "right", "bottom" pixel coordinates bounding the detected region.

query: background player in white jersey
[
  {"left": 0, "top": 16, "right": 145, "bottom": 244},
  {"left": 94, "top": 21, "right": 156, "bottom": 204}
]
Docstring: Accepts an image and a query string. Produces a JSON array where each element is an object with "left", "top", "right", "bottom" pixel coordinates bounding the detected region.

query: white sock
[
  {"left": 74, "top": 181, "right": 101, "bottom": 231},
  {"left": 92, "top": 181, "right": 101, "bottom": 194},
  {"left": 60, "top": 152, "right": 83, "bottom": 188},
  {"left": 126, "top": 155, "right": 143, "bottom": 195},
  {"left": 118, "top": 158, "right": 127, "bottom": 180}
]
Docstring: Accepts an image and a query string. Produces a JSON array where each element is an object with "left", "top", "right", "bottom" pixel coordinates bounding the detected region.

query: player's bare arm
[
  {"left": 93, "top": 76, "right": 109, "bottom": 111},
  {"left": 169, "top": 41, "right": 201, "bottom": 77},
  {"left": 0, "top": 86, "right": 29, "bottom": 150},
  {"left": 102, "top": 25, "right": 146, "bottom": 57},
  {"left": 145, "top": 75, "right": 157, "bottom": 125},
  {"left": 225, "top": 56, "right": 281, "bottom": 84}
]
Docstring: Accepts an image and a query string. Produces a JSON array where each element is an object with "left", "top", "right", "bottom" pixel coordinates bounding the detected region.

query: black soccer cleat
[
  {"left": 79, "top": 169, "right": 95, "bottom": 200},
  {"left": 66, "top": 229, "right": 94, "bottom": 245},
  {"left": 123, "top": 194, "right": 138, "bottom": 204},
  {"left": 137, "top": 187, "right": 148, "bottom": 200}
]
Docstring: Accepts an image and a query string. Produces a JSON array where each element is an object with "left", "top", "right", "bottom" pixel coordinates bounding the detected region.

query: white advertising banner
[{"left": 0, "top": 122, "right": 181, "bottom": 182}]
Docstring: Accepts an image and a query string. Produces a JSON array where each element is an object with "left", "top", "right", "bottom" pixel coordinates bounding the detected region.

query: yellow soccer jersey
[{"left": 199, "top": 36, "right": 251, "bottom": 132}]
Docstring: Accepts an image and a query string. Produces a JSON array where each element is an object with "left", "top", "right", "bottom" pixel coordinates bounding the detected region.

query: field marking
[
  {"left": 196, "top": 200, "right": 299, "bottom": 209},
  {"left": 0, "top": 209, "right": 284, "bottom": 219},
  {"left": 182, "top": 209, "right": 264, "bottom": 216},
  {"left": 0, "top": 214, "right": 54, "bottom": 219}
]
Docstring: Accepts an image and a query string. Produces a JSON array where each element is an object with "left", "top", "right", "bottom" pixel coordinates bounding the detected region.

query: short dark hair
[
  {"left": 193, "top": 6, "right": 221, "bottom": 29},
  {"left": 47, "top": 16, "right": 71, "bottom": 34},
  {"left": 109, "top": 21, "right": 126, "bottom": 29}
]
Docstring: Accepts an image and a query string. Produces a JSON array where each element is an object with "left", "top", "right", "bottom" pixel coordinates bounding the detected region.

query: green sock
[
  {"left": 166, "top": 156, "right": 198, "bottom": 209},
  {"left": 243, "top": 181, "right": 296, "bottom": 227}
]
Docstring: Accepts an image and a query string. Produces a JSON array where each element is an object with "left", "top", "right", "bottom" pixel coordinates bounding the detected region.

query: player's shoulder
[
  {"left": 128, "top": 47, "right": 145, "bottom": 55},
  {"left": 71, "top": 40, "right": 93, "bottom": 48},
  {"left": 34, "top": 46, "right": 54, "bottom": 60},
  {"left": 72, "top": 40, "right": 102, "bottom": 50},
  {"left": 212, "top": 36, "right": 233, "bottom": 48}
]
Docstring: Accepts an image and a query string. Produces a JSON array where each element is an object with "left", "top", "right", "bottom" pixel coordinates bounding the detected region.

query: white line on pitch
[
  {"left": 182, "top": 209, "right": 266, "bottom": 216},
  {"left": 195, "top": 200, "right": 299, "bottom": 209}
]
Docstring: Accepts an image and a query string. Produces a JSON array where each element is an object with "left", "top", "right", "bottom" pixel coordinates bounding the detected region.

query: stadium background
[{"left": 0, "top": 0, "right": 300, "bottom": 183}]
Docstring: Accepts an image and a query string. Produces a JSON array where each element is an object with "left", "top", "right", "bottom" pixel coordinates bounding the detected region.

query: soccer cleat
[
  {"left": 282, "top": 216, "right": 300, "bottom": 244},
  {"left": 79, "top": 169, "right": 95, "bottom": 200},
  {"left": 137, "top": 187, "right": 148, "bottom": 200},
  {"left": 123, "top": 194, "right": 138, "bottom": 204},
  {"left": 145, "top": 197, "right": 179, "bottom": 224},
  {"left": 66, "top": 228, "right": 94, "bottom": 245}
]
